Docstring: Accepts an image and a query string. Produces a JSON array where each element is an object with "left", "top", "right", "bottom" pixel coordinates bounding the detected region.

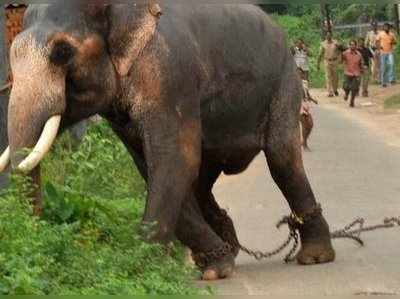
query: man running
[
  {"left": 358, "top": 37, "right": 374, "bottom": 97},
  {"left": 342, "top": 40, "right": 364, "bottom": 108}
]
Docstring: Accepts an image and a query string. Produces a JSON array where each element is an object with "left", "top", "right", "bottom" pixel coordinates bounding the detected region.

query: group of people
[
  {"left": 292, "top": 22, "right": 397, "bottom": 109},
  {"left": 291, "top": 21, "right": 397, "bottom": 150},
  {"left": 317, "top": 22, "right": 397, "bottom": 107}
]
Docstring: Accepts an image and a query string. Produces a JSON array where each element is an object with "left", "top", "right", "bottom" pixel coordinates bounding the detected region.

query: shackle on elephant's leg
[
  {"left": 0, "top": 147, "right": 11, "bottom": 173},
  {"left": 17, "top": 115, "right": 61, "bottom": 173}
]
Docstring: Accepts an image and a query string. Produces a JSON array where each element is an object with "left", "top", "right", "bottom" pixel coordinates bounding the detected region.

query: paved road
[{"left": 199, "top": 99, "right": 400, "bottom": 295}]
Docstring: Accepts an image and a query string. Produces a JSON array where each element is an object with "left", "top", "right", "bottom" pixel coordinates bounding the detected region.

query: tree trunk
[
  {"left": 320, "top": 4, "right": 326, "bottom": 40},
  {"left": 394, "top": 4, "right": 400, "bottom": 34},
  {"left": 0, "top": 7, "right": 10, "bottom": 188},
  {"left": 325, "top": 4, "right": 332, "bottom": 33}
]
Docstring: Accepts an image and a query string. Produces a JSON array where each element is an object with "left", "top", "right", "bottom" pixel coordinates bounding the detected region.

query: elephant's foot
[
  {"left": 205, "top": 209, "right": 240, "bottom": 257},
  {"left": 192, "top": 242, "right": 235, "bottom": 280},
  {"left": 296, "top": 241, "right": 335, "bottom": 265},
  {"left": 202, "top": 254, "right": 235, "bottom": 280},
  {"left": 296, "top": 207, "right": 336, "bottom": 265}
]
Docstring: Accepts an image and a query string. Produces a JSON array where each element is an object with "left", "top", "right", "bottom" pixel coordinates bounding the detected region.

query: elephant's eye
[{"left": 50, "top": 40, "right": 76, "bottom": 67}]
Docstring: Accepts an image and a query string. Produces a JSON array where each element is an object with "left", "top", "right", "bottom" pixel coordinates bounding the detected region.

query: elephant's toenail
[{"left": 202, "top": 269, "right": 219, "bottom": 281}]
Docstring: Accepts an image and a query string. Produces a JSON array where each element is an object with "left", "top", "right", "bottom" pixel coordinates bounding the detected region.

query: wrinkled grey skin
[
  {"left": 0, "top": 7, "right": 88, "bottom": 188},
  {"left": 0, "top": 8, "right": 9, "bottom": 188},
  {"left": 6, "top": 3, "right": 336, "bottom": 280}
]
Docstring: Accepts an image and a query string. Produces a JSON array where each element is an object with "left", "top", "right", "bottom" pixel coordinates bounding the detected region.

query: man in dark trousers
[
  {"left": 358, "top": 37, "right": 374, "bottom": 97},
  {"left": 342, "top": 40, "right": 364, "bottom": 108}
]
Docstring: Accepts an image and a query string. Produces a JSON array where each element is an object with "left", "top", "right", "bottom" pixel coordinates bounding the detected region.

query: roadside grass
[
  {"left": 0, "top": 121, "right": 208, "bottom": 295},
  {"left": 384, "top": 94, "right": 400, "bottom": 110}
]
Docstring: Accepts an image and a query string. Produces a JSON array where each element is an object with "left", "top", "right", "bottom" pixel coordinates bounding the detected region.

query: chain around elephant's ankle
[
  {"left": 192, "top": 242, "right": 233, "bottom": 269},
  {"left": 283, "top": 203, "right": 323, "bottom": 230},
  {"left": 208, "top": 209, "right": 240, "bottom": 254}
]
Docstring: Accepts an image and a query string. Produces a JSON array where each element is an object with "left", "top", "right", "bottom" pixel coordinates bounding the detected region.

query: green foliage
[
  {"left": 42, "top": 123, "right": 145, "bottom": 201},
  {"left": 331, "top": 4, "right": 390, "bottom": 24},
  {"left": 272, "top": 14, "right": 327, "bottom": 88},
  {"left": 0, "top": 121, "right": 205, "bottom": 295},
  {"left": 263, "top": 4, "right": 391, "bottom": 23}
]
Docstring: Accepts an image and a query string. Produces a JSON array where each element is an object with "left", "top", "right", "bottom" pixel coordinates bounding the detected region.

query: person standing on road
[
  {"left": 291, "top": 38, "right": 310, "bottom": 80},
  {"left": 291, "top": 38, "right": 316, "bottom": 100},
  {"left": 365, "top": 21, "right": 381, "bottom": 83},
  {"left": 377, "top": 23, "right": 397, "bottom": 87},
  {"left": 298, "top": 68, "right": 317, "bottom": 152},
  {"left": 317, "top": 31, "right": 341, "bottom": 97},
  {"left": 358, "top": 37, "right": 374, "bottom": 97},
  {"left": 342, "top": 40, "right": 364, "bottom": 108},
  {"left": 291, "top": 39, "right": 317, "bottom": 151}
]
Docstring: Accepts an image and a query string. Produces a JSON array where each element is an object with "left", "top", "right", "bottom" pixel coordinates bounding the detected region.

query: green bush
[
  {"left": 272, "top": 14, "right": 327, "bottom": 88},
  {"left": 0, "top": 121, "right": 206, "bottom": 295}
]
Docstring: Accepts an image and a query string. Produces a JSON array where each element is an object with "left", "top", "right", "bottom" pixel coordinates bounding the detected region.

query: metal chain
[
  {"left": 239, "top": 215, "right": 301, "bottom": 263},
  {"left": 331, "top": 217, "right": 400, "bottom": 245},
  {"left": 240, "top": 215, "right": 400, "bottom": 263},
  {"left": 192, "top": 242, "right": 233, "bottom": 269}
]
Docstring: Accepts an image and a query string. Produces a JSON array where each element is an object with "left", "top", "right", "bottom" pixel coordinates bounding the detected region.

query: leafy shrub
[
  {"left": 272, "top": 14, "right": 327, "bottom": 88},
  {"left": 0, "top": 121, "right": 206, "bottom": 295}
]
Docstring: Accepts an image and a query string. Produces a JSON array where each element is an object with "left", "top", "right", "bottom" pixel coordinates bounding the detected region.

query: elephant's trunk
[
  {"left": 1, "top": 31, "right": 66, "bottom": 174},
  {"left": 16, "top": 115, "right": 61, "bottom": 173},
  {"left": 0, "top": 115, "right": 61, "bottom": 173},
  {"left": 6, "top": 88, "right": 64, "bottom": 173}
]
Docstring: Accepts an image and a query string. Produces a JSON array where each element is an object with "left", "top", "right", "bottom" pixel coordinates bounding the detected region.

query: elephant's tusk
[
  {"left": 0, "top": 147, "right": 10, "bottom": 173},
  {"left": 17, "top": 115, "right": 61, "bottom": 173}
]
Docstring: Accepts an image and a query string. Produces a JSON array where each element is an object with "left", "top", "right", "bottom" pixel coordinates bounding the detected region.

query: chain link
[
  {"left": 239, "top": 215, "right": 301, "bottom": 263},
  {"left": 192, "top": 242, "right": 233, "bottom": 269},
  {"left": 240, "top": 214, "right": 400, "bottom": 263},
  {"left": 330, "top": 216, "right": 400, "bottom": 245}
]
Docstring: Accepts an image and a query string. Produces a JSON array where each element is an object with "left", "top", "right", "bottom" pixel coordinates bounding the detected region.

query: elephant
[
  {"left": 0, "top": 3, "right": 335, "bottom": 280},
  {"left": 0, "top": 4, "right": 89, "bottom": 190}
]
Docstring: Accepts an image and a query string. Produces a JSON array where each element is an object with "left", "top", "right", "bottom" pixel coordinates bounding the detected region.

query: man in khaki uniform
[
  {"left": 365, "top": 21, "right": 380, "bottom": 83},
  {"left": 318, "top": 32, "right": 341, "bottom": 97}
]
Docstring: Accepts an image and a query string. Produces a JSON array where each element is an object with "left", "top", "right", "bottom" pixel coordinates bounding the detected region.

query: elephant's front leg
[{"left": 141, "top": 112, "right": 201, "bottom": 242}]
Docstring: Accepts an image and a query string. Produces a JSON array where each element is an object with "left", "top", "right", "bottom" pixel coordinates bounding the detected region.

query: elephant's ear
[{"left": 107, "top": 2, "right": 162, "bottom": 77}]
